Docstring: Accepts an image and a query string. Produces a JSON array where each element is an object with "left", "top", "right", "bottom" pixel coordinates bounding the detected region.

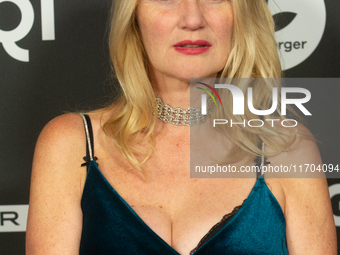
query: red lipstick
[{"left": 173, "top": 40, "right": 211, "bottom": 55}]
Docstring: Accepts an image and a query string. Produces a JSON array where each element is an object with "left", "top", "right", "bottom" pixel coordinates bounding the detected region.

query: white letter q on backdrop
[
  {"left": 0, "top": 0, "right": 55, "bottom": 62},
  {"left": 0, "top": 0, "right": 34, "bottom": 62}
]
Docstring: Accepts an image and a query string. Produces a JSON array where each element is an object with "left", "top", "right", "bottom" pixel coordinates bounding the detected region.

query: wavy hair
[{"left": 103, "top": 0, "right": 296, "bottom": 169}]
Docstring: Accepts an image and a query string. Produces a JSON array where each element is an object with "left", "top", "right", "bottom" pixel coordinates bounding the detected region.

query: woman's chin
[{"left": 173, "top": 70, "right": 219, "bottom": 81}]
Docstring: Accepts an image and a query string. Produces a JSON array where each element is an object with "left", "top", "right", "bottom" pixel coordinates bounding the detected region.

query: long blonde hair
[{"left": 103, "top": 0, "right": 292, "bottom": 169}]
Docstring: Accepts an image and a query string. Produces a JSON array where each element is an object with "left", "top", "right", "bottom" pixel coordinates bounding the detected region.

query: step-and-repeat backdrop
[{"left": 1, "top": 0, "right": 339, "bottom": 254}]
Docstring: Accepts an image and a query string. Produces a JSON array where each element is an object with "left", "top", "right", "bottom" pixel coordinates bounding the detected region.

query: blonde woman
[{"left": 26, "top": 0, "right": 337, "bottom": 254}]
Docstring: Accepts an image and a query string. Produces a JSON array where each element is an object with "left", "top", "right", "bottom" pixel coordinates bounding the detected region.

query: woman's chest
[
  {"left": 90, "top": 158, "right": 285, "bottom": 254},
  {"left": 89, "top": 133, "right": 286, "bottom": 254}
]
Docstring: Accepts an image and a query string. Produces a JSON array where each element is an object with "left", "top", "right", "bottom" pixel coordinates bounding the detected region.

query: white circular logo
[{"left": 268, "top": 0, "right": 326, "bottom": 71}]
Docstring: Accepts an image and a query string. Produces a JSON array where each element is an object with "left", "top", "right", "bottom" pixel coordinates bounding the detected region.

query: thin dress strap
[
  {"left": 255, "top": 142, "right": 270, "bottom": 179},
  {"left": 260, "top": 142, "right": 265, "bottom": 176},
  {"left": 80, "top": 113, "right": 97, "bottom": 169}
]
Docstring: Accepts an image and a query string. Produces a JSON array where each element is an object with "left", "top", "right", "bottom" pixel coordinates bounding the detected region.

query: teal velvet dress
[{"left": 79, "top": 114, "right": 288, "bottom": 255}]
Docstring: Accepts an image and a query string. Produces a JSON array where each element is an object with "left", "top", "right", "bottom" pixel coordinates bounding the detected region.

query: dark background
[{"left": 0, "top": 0, "right": 339, "bottom": 254}]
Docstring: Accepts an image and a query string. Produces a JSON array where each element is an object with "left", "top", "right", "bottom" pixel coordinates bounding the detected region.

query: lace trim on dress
[
  {"left": 189, "top": 198, "right": 247, "bottom": 254},
  {"left": 189, "top": 146, "right": 269, "bottom": 254}
]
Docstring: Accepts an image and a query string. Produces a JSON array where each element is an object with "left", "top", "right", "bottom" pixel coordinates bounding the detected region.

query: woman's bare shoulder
[
  {"left": 36, "top": 113, "right": 85, "bottom": 149},
  {"left": 27, "top": 113, "right": 90, "bottom": 254},
  {"left": 31, "top": 112, "right": 89, "bottom": 199},
  {"left": 266, "top": 122, "right": 325, "bottom": 203}
]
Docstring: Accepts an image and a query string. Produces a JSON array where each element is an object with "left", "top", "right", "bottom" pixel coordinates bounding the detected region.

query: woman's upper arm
[
  {"left": 26, "top": 113, "right": 87, "bottom": 255},
  {"left": 284, "top": 177, "right": 337, "bottom": 254},
  {"left": 280, "top": 127, "right": 337, "bottom": 254}
]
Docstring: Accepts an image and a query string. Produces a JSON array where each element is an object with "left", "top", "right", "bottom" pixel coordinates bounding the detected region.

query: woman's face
[{"left": 136, "top": 0, "right": 234, "bottom": 83}]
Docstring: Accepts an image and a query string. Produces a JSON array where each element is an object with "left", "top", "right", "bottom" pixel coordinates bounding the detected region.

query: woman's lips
[{"left": 173, "top": 40, "right": 212, "bottom": 55}]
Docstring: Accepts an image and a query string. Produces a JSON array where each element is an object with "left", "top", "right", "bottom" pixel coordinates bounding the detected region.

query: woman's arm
[
  {"left": 271, "top": 125, "right": 337, "bottom": 254},
  {"left": 26, "top": 114, "right": 87, "bottom": 255},
  {"left": 285, "top": 177, "right": 336, "bottom": 254}
]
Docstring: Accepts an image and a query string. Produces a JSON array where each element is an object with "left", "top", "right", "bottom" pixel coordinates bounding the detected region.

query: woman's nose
[{"left": 179, "top": 0, "right": 206, "bottom": 31}]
